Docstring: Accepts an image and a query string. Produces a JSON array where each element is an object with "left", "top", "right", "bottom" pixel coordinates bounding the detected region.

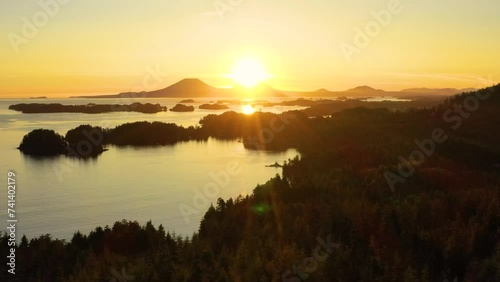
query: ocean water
[{"left": 0, "top": 98, "right": 300, "bottom": 240}]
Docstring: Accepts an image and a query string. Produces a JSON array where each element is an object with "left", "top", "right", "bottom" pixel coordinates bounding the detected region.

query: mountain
[
  {"left": 71, "top": 78, "right": 218, "bottom": 99},
  {"left": 299, "top": 86, "right": 478, "bottom": 98},
  {"left": 312, "top": 88, "right": 332, "bottom": 96},
  {"left": 226, "top": 82, "right": 286, "bottom": 98},
  {"left": 72, "top": 79, "right": 285, "bottom": 99},
  {"left": 146, "top": 78, "right": 218, "bottom": 98},
  {"left": 314, "top": 88, "right": 331, "bottom": 94},
  {"left": 400, "top": 87, "right": 477, "bottom": 96},
  {"left": 345, "top": 85, "right": 386, "bottom": 96},
  {"left": 71, "top": 78, "right": 479, "bottom": 99},
  {"left": 295, "top": 85, "right": 387, "bottom": 98}
]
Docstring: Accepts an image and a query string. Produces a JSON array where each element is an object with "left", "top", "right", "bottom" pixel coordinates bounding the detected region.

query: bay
[{"left": 0, "top": 98, "right": 300, "bottom": 240}]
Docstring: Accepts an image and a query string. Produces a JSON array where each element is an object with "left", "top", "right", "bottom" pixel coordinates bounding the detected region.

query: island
[
  {"left": 265, "top": 162, "right": 283, "bottom": 168},
  {"left": 18, "top": 125, "right": 107, "bottom": 157},
  {"left": 17, "top": 110, "right": 306, "bottom": 157},
  {"left": 170, "top": 104, "right": 195, "bottom": 112},
  {"left": 10, "top": 84, "right": 500, "bottom": 282},
  {"left": 18, "top": 129, "right": 67, "bottom": 156},
  {"left": 199, "top": 103, "right": 229, "bottom": 110},
  {"left": 179, "top": 99, "right": 196, "bottom": 103},
  {"left": 9, "top": 103, "right": 167, "bottom": 114},
  {"left": 17, "top": 85, "right": 500, "bottom": 158}
]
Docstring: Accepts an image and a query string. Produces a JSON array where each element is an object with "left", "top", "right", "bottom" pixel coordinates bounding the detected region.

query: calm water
[
  {"left": 0, "top": 98, "right": 300, "bottom": 240},
  {"left": 362, "top": 97, "right": 412, "bottom": 102}
]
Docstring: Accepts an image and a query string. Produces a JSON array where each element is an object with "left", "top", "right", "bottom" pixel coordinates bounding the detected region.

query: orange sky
[{"left": 1, "top": 0, "right": 499, "bottom": 97}]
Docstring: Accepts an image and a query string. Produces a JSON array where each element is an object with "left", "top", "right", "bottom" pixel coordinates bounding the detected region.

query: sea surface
[{"left": 0, "top": 98, "right": 302, "bottom": 240}]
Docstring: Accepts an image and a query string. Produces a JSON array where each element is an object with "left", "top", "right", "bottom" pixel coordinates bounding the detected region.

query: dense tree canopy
[
  {"left": 6, "top": 85, "right": 500, "bottom": 281},
  {"left": 170, "top": 104, "right": 195, "bottom": 112},
  {"left": 9, "top": 103, "right": 167, "bottom": 114},
  {"left": 18, "top": 129, "right": 67, "bottom": 156}
]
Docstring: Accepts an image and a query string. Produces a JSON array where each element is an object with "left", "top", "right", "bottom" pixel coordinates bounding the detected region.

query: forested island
[
  {"left": 8, "top": 97, "right": 444, "bottom": 117},
  {"left": 5, "top": 85, "right": 500, "bottom": 281},
  {"left": 9, "top": 102, "right": 167, "bottom": 114},
  {"left": 14, "top": 92, "right": 464, "bottom": 157},
  {"left": 199, "top": 103, "right": 230, "bottom": 110},
  {"left": 179, "top": 99, "right": 196, "bottom": 103},
  {"left": 17, "top": 110, "right": 300, "bottom": 156},
  {"left": 170, "top": 104, "right": 195, "bottom": 112},
  {"left": 266, "top": 96, "right": 446, "bottom": 117}
]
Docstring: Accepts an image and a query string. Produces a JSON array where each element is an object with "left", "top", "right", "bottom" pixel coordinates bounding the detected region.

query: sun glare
[
  {"left": 241, "top": 104, "right": 256, "bottom": 115},
  {"left": 229, "top": 56, "right": 271, "bottom": 88}
]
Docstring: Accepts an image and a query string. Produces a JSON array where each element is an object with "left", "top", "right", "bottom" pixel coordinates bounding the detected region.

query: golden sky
[{"left": 1, "top": 0, "right": 499, "bottom": 97}]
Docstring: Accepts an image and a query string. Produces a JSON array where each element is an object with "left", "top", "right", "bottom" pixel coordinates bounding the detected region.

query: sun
[
  {"left": 241, "top": 104, "right": 256, "bottom": 115},
  {"left": 229, "top": 56, "right": 272, "bottom": 88}
]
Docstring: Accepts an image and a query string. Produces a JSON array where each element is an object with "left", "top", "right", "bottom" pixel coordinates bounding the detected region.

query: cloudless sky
[{"left": 1, "top": 0, "right": 499, "bottom": 97}]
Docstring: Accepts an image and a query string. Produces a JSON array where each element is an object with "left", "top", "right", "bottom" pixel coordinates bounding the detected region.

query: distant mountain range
[
  {"left": 399, "top": 87, "right": 477, "bottom": 96},
  {"left": 71, "top": 78, "right": 476, "bottom": 99},
  {"left": 297, "top": 85, "right": 477, "bottom": 98}
]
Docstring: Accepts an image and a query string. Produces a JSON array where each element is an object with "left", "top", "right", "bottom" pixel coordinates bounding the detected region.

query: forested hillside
[{"left": 2, "top": 85, "right": 500, "bottom": 281}]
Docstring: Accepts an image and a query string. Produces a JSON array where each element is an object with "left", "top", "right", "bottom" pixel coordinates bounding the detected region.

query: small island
[
  {"left": 16, "top": 110, "right": 308, "bottom": 157},
  {"left": 18, "top": 129, "right": 67, "bottom": 156},
  {"left": 9, "top": 103, "right": 167, "bottom": 114},
  {"left": 18, "top": 126, "right": 106, "bottom": 157},
  {"left": 179, "top": 99, "right": 196, "bottom": 103},
  {"left": 199, "top": 103, "right": 229, "bottom": 110},
  {"left": 170, "top": 104, "right": 195, "bottom": 112},
  {"left": 265, "top": 162, "right": 283, "bottom": 168}
]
